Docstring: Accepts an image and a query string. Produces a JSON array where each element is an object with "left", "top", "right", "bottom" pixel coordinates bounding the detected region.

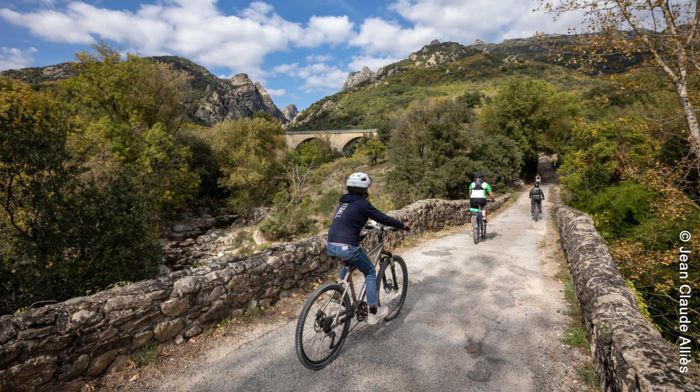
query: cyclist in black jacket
[
  {"left": 327, "top": 172, "right": 408, "bottom": 325},
  {"left": 529, "top": 182, "right": 545, "bottom": 217}
]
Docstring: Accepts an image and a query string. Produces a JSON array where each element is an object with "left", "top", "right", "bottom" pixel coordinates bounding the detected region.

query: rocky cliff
[
  {"left": 0, "top": 56, "right": 287, "bottom": 126},
  {"left": 282, "top": 104, "right": 298, "bottom": 122}
]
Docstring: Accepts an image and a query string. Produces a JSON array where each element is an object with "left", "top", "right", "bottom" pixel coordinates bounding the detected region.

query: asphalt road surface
[{"left": 142, "top": 182, "right": 588, "bottom": 392}]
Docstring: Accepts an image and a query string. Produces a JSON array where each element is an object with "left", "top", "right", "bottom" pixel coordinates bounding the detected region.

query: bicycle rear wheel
[
  {"left": 534, "top": 205, "right": 539, "bottom": 221},
  {"left": 295, "top": 283, "right": 352, "bottom": 370},
  {"left": 377, "top": 256, "right": 408, "bottom": 321},
  {"left": 472, "top": 215, "right": 480, "bottom": 244}
]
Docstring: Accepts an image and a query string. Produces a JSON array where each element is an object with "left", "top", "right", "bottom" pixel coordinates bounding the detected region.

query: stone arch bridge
[{"left": 285, "top": 129, "right": 377, "bottom": 154}]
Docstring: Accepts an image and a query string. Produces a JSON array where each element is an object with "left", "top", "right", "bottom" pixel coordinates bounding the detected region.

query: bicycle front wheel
[
  {"left": 295, "top": 283, "right": 352, "bottom": 370},
  {"left": 377, "top": 256, "right": 408, "bottom": 321}
]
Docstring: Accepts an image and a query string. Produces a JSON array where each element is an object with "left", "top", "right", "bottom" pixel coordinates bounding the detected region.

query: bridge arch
[
  {"left": 285, "top": 129, "right": 378, "bottom": 152},
  {"left": 340, "top": 136, "right": 365, "bottom": 156}
]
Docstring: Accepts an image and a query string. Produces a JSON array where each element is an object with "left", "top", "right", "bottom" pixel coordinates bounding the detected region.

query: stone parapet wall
[
  {"left": 0, "top": 196, "right": 508, "bottom": 392},
  {"left": 556, "top": 206, "right": 699, "bottom": 392}
]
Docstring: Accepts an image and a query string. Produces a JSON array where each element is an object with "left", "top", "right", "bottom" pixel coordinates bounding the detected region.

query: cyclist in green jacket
[{"left": 469, "top": 173, "right": 495, "bottom": 222}]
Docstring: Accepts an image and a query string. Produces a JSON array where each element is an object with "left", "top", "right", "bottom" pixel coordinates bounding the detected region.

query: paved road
[{"left": 144, "top": 181, "right": 587, "bottom": 392}]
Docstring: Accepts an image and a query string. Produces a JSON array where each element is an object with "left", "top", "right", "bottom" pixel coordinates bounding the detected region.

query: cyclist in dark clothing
[
  {"left": 529, "top": 182, "right": 545, "bottom": 217},
  {"left": 327, "top": 172, "right": 408, "bottom": 325}
]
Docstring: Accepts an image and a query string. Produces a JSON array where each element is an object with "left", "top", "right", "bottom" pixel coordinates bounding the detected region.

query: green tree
[
  {"left": 206, "top": 117, "right": 285, "bottom": 212},
  {"left": 387, "top": 98, "right": 476, "bottom": 206},
  {"left": 560, "top": 117, "right": 659, "bottom": 203},
  {"left": 353, "top": 138, "right": 386, "bottom": 164},
  {"left": 0, "top": 79, "right": 160, "bottom": 314},
  {"left": 62, "top": 44, "right": 199, "bottom": 213},
  {"left": 480, "top": 77, "right": 581, "bottom": 173}
]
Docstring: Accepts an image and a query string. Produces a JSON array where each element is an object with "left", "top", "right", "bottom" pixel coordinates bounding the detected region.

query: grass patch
[
  {"left": 238, "top": 306, "right": 264, "bottom": 324},
  {"left": 576, "top": 363, "right": 600, "bottom": 391},
  {"left": 564, "top": 324, "right": 589, "bottom": 349},
  {"left": 132, "top": 344, "right": 160, "bottom": 368}
]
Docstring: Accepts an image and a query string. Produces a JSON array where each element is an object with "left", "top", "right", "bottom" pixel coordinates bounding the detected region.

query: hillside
[
  {"left": 0, "top": 56, "right": 287, "bottom": 125},
  {"left": 289, "top": 34, "right": 642, "bottom": 131}
]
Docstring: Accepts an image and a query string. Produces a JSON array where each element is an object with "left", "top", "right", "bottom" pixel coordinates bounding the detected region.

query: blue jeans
[{"left": 326, "top": 243, "right": 378, "bottom": 307}]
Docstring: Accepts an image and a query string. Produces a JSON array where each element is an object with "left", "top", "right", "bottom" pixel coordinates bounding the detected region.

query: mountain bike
[
  {"left": 295, "top": 223, "right": 408, "bottom": 370},
  {"left": 531, "top": 200, "right": 542, "bottom": 222},
  {"left": 468, "top": 206, "right": 486, "bottom": 244}
]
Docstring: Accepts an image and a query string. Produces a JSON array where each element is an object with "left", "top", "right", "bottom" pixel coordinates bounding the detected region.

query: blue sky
[{"left": 0, "top": 1, "right": 584, "bottom": 110}]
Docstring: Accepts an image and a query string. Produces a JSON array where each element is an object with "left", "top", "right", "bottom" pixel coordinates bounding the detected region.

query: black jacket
[{"left": 327, "top": 193, "right": 404, "bottom": 246}]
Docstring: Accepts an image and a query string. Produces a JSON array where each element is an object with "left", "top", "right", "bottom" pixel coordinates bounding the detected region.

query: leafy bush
[
  {"left": 0, "top": 79, "right": 160, "bottom": 314},
  {"left": 585, "top": 181, "right": 654, "bottom": 241},
  {"left": 204, "top": 117, "right": 285, "bottom": 212}
]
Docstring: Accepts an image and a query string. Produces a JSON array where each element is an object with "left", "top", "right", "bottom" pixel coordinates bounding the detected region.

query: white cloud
[
  {"left": 274, "top": 61, "right": 347, "bottom": 92},
  {"left": 306, "top": 54, "right": 332, "bottom": 63},
  {"left": 0, "top": 1, "right": 353, "bottom": 79},
  {"left": 300, "top": 15, "right": 354, "bottom": 47},
  {"left": 0, "top": 47, "right": 37, "bottom": 71},
  {"left": 350, "top": 18, "right": 436, "bottom": 56},
  {"left": 267, "top": 88, "right": 286, "bottom": 97},
  {"left": 390, "top": 0, "right": 585, "bottom": 44}
]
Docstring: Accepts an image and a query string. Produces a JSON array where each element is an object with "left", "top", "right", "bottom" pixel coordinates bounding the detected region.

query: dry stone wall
[
  {"left": 0, "top": 196, "right": 508, "bottom": 392},
  {"left": 556, "top": 206, "right": 699, "bottom": 392}
]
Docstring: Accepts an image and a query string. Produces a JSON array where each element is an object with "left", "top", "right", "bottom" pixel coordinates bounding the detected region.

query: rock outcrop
[
  {"left": 342, "top": 66, "right": 375, "bottom": 90},
  {"left": 0, "top": 196, "right": 509, "bottom": 391},
  {"left": 282, "top": 104, "right": 298, "bottom": 122},
  {"left": 556, "top": 206, "right": 699, "bottom": 392}
]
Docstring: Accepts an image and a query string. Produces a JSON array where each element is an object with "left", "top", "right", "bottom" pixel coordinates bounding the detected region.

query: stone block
[
  {"left": 70, "top": 309, "right": 102, "bottom": 329},
  {"left": 85, "top": 349, "right": 118, "bottom": 376},
  {"left": 104, "top": 295, "right": 150, "bottom": 312},
  {"left": 173, "top": 276, "right": 202, "bottom": 297},
  {"left": 154, "top": 318, "right": 184, "bottom": 342},
  {"left": 131, "top": 330, "right": 153, "bottom": 349},
  {"left": 160, "top": 298, "right": 191, "bottom": 317}
]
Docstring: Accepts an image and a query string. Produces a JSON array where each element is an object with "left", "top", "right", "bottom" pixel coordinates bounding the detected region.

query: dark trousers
[{"left": 531, "top": 199, "right": 542, "bottom": 214}]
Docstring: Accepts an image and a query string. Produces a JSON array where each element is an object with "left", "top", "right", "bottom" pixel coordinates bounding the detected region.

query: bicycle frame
[{"left": 330, "top": 231, "right": 389, "bottom": 326}]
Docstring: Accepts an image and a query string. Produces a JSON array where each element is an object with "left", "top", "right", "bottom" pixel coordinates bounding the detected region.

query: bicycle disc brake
[{"left": 356, "top": 301, "right": 368, "bottom": 322}]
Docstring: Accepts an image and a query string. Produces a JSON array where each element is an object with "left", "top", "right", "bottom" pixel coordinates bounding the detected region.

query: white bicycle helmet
[{"left": 346, "top": 172, "right": 372, "bottom": 188}]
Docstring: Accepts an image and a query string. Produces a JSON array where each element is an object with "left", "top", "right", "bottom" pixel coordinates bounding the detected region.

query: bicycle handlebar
[{"left": 364, "top": 222, "right": 399, "bottom": 231}]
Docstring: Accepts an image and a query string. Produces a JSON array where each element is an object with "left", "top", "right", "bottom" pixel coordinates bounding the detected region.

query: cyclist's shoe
[
  {"left": 483, "top": 217, "right": 488, "bottom": 223},
  {"left": 367, "top": 306, "right": 389, "bottom": 325}
]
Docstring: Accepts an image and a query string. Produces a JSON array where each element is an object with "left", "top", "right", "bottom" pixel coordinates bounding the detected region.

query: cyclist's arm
[
  {"left": 365, "top": 202, "right": 404, "bottom": 229},
  {"left": 485, "top": 184, "right": 495, "bottom": 201}
]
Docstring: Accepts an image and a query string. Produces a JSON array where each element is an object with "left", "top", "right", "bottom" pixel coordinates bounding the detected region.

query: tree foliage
[
  {"left": 0, "top": 79, "right": 160, "bottom": 314},
  {"left": 387, "top": 97, "right": 521, "bottom": 206},
  {"left": 205, "top": 117, "right": 285, "bottom": 212},
  {"left": 480, "top": 77, "right": 581, "bottom": 173}
]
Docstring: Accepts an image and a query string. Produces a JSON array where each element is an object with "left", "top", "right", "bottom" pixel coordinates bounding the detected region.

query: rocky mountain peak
[
  {"left": 283, "top": 104, "right": 298, "bottom": 122},
  {"left": 230, "top": 73, "right": 253, "bottom": 86},
  {"left": 342, "top": 66, "right": 375, "bottom": 90}
]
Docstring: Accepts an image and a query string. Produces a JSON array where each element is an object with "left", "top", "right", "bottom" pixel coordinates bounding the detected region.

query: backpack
[{"left": 531, "top": 188, "right": 542, "bottom": 200}]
